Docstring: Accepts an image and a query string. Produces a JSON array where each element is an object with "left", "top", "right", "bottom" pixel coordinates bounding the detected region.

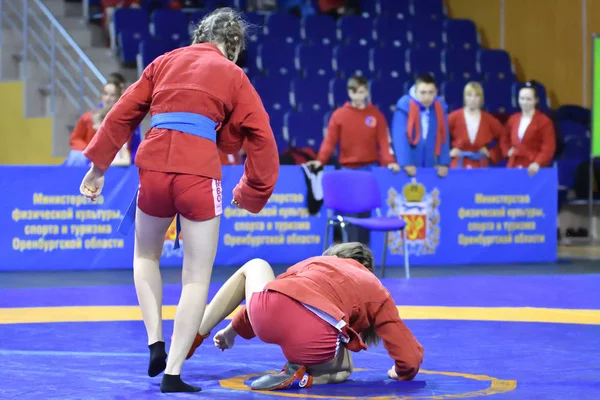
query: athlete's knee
[
  {"left": 243, "top": 258, "right": 272, "bottom": 273},
  {"left": 331, "top": 369, "right": 351, "bottom": 383}
]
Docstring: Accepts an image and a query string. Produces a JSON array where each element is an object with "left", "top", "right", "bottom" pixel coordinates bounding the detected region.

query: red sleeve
[
  {"left": 231, "top": 306, "right": 256, "bottom": 339},
  {"left": 376, "top": 110, "right": 396, "bottom": 166},
  {"left": 224, "top": 75, "right": 279, "bottom": 214},
  {"left": 534, "top": 117, "right": 557, "bottom": 166},
  {"left": 316, "top": 111, "right": 341, "bottom": 165},
  {"left": 83, "top": 64, "right": 154, "bottom": 171},
  {"left": 70, "top": 112, "right": 92, "bottom": 151},
  {"left": 372, "top": 297, "right": 424, "bottom": 381},
  {"left": 500, "top": 116, "right": 514, "bottom": 158}
]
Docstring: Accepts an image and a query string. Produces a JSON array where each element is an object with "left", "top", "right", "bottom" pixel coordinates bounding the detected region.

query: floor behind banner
[{"left": 1, "top": 262, "right": 599, "bottom": 400}]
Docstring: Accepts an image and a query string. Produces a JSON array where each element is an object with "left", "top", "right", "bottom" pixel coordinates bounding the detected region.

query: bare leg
[
  {"left": 308, "top": 346, "right": 354, "bottom": 384},
  {"left": 133, "top": 208, "right": 173, "bottom": 377},
  {"left": 160, "top": 215, "right": 220, "bottom": 393},
  {"left": 198, "top": 258, "right": 275, "bottom": 336}
]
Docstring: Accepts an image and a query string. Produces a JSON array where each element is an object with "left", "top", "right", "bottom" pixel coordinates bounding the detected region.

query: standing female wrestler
[
  {"left": 186, "top": 242, "right": 424, "bottom": 391},
  {"left": 501, "top": 81, "right": 556, "bottom": 176},
  {"left": 78, "top": 8, "right": 279, "bottom": 393},
  {"left": 448, "top": 82, "right": 504, "bottom": 168}
]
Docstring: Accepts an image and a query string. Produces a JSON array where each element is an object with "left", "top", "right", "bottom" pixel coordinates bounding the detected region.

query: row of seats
[
  {"left": 131, "top": 35, "right": 515, "bottom": 83},
  {"left": 252, "top": 76, "right": 548, "bottom": 116},
  {"left": 114, "top": 8, "right": 480, "bottom": 60},
  {"left": 248, "top": 43, "right": 513, "bottom": 82}
]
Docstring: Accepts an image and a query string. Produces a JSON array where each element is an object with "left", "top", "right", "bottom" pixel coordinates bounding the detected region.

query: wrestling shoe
[{"left": 251, "top": 364, "right": 313, "bottom": 391}]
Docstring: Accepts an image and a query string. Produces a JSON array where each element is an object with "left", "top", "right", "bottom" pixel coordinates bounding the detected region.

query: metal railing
[{"left": 0, "top": 0, "right": 105, "bottom": 117}]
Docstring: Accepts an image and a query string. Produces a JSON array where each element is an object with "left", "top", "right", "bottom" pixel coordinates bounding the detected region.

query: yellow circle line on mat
[
  {"left": 218, "top": 368, "right": 517, "bottom": 399},
  {"left": 0, "top": 305, "right": 599, "bottom": 325}
]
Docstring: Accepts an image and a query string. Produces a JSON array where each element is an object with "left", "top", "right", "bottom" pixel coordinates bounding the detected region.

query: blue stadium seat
[
  {"left": 482, "top": 81, "right": 516, "bottom": 113},
  {"left": 558, "top": 120, "right": 587, "bottom": 139},
  {"left": 244, "top": 12, "right": 266, "bottom": 43},
  {"left": 409, "top": 20, "right": 444, "bottom": 49},
  {"left": 374, "top": 17, "right": 408, "bottom": 47},
  {"left": 334, "top": 44, "right": 372, "bottom": 78},
  {"left": 512, "top": 81, "right": 550, "bottom": 111},
  {"left": 285, "top": 110, "right": 326, "bottom": 150},
  {"left": 407, "top": 48, "right": 444, "bottom": 79},
  {"left": 268, "top": 108, "right": 288, "bottom": 153},
  {"left": 442, "top": 49, "right": 480, "bottom": 81},
  {"left": 243, "top": 40, "right": 259, "bottom": 76},
  {"left": 296, "top": 44, "right": 334, "bottom": 78},
  {"left": 189, "top": 10, "right": 208, "bottom": 26},
  {"left": 302, "top": 14, "right": 337, "bottom": 45},
  {"left": 113, "top": 8, "right": 149, "bottom": 50},
  {"left": 379, "top": 0, "right": 410, "bottom": 19},
  {"left": 252, "top": 75, "right": 292, "bottom": 111},
  {"left": 371, "top": 47, "right": 410, "bottom": 81},
  {"left": 257, "top": 41, "right": 297, "bottom": 76},
  {"left": 338, "top": 15, "right": 375, "bottom": 46},
  {"left": 443, "top": 19, "right": 479, "bottom": 50},
  {"left": 137, "top": 37, "right": 177, "bottom": 73},
  {"left": 411, "top": 0, "right": 446, "bottom": 21},
  {"left": 440, "top": 80, "right": 468, "bottom": 112},
  {"left": 330, "top": 78, "right": 348, "bottom": 108},
  {"left": 266, "top": 12, "right": 301, "bottom": 43},
  {"left": 478, "top": 49, "right": 514, "bottom": 82},
  {"left": 118, "top": 30, "right": 150, "bottom": 64},
  {"left": 563, "top": 135, "right": 590, "bottom": 161},
  {"left": 360, "top": 0, "right": 380, "bottom": 18},
  {"left": 369, "top": 79, "right": 405, "bottom": 113},
  {"left": 291, "top": 77, "right": 331, "bottom": 112},
  {"left": 152, "top": 10, "right": 190, "bottom": 43}
]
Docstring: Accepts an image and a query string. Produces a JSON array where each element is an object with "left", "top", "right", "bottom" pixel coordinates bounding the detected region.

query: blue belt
[
  {"left": 457, "top": 151, "right": 485, "bottom": 168},
  {"left": 117, "top": 112, "right": 218, "bottom": 249}
]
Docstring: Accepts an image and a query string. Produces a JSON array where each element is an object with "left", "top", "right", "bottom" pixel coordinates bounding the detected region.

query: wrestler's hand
[
  {"left": 214, "top": 326, "right": 237, "bottom": 351},
  {"left": 449, "top": 148, "right": 461, "bottom": 158},
  {"left": 231, "top": 198, "right": 243, "bottom": 209},
  {"left": 387, "top": 163, "right": 400, "bottom": 173},
  {"left": 80, "top": 164, "right": 105, "bottom": 201},
  {"left": 388, "top": 365, "right": 399, "bottom": 380}
]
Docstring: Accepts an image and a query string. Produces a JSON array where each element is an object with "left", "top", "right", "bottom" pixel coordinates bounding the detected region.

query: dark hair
[
  {"left": 347, "top": 75, "right": 369, "bottom": 91},
  {"left": 519, "top": 80, "right": 539, "bottom": 99},
  {"left": 415, "top": 73, "right": 436, "bottom": 87},
  {"left": 107, "top": 72, "right": 126, "bottom": 86},
  {"left": 191, "top": 7, "right": 248, "bottom": 62}
]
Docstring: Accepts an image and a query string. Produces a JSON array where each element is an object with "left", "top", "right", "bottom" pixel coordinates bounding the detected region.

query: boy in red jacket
[{"left": 186, "top": 242, "right": 424, "bottom": 391}]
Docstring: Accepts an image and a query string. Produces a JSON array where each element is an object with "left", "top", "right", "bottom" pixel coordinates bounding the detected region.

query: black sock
[
  {"left": 148, "top": 341, "right": 167, "bottom": 377},
  {"left": 160, "top": 374, "right": 201, "bottom": 393}
]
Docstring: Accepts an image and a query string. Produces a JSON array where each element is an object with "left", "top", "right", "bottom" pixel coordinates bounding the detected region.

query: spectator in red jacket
[{"left": 501, "top": 81, "right": 556, "bottom": 176}]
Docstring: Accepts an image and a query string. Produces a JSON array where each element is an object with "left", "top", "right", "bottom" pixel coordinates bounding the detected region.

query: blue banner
[{"left": 0, "top": 165, "right": 557, "bottom": 271}]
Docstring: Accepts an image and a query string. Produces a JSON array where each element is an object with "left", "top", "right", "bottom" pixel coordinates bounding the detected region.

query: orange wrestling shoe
[{"left": 186, "top": 332, "right": 210, "bottom": 359}]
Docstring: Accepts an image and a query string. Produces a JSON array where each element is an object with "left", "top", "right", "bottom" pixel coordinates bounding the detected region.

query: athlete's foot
[
  {"left": 160, "top": 374, "right": 201, "bottom": 393},
  {"left": 147, "top": 341, "right": 167, "bottom": 377}
]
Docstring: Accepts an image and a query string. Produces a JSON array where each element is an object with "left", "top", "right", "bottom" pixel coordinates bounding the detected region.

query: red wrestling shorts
[
  {"left": 248, "top": 290, "right": 340, "bottom": 365},
  {"left": 137, "top": 169, "right": 223, "bottom": 221}
]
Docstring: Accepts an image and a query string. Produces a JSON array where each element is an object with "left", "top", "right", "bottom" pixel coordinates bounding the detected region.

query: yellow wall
[
  {"left": 444, "top": 0, "right": 590, "bottom": 108},
  {"left": 0, "top": 81, "right": 64, "bottom": 165}
]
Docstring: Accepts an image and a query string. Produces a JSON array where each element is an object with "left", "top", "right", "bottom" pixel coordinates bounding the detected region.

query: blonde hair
[
  {"left": 463, "top": 81, "right": 484, "bottom": 105},
  {"left": 191, "top": 7, "right": 248, "bottom": 62}
]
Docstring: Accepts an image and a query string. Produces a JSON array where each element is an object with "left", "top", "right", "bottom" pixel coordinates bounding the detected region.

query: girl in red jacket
[
  {"left": 185, "top": 242, "right": 424, "bottom": 391},
  {"left": 501, "top": 82, "right": 556, "bottom": 175},
  {"left": 78, "top": 8, "right": 279, "bottom": 393}
]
